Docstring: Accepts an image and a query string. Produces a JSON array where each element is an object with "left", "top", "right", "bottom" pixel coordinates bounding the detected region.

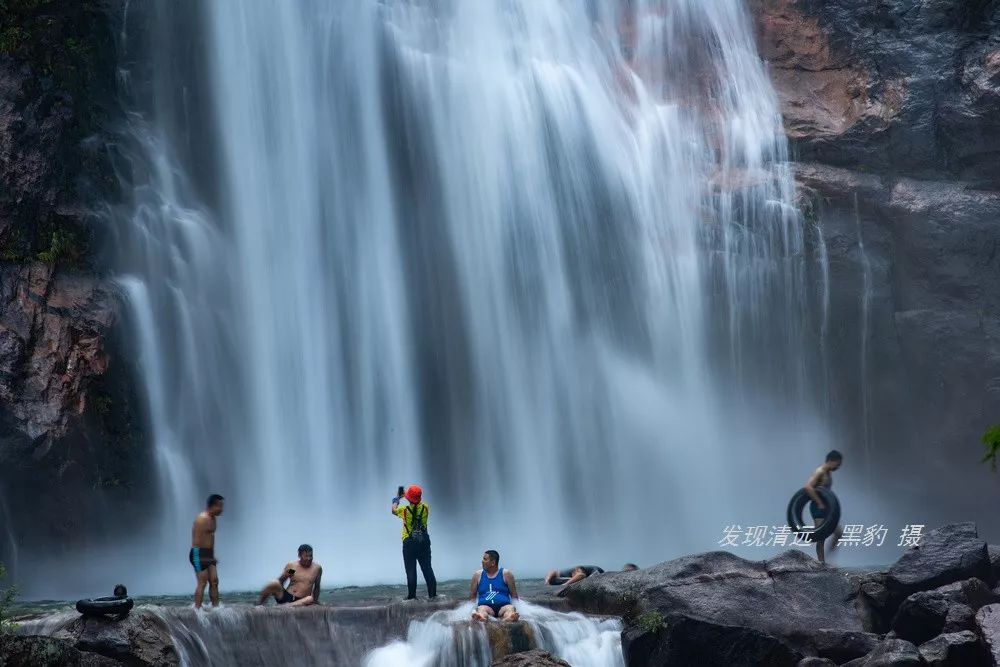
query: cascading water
[
  {"left": 26, "top": 0, "right": 846, "bottom": 598},
  {"left": 853, "top": 194, "right": 874, "bottom": 489},
  {"left": 18, "top": 601, "right": 622, "bottom": 666},
  {"left": 365, "top": 602, "right": 623, "bottom": 667}
]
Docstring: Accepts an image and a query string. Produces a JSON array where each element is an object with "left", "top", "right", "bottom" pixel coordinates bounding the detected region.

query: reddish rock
[
  {"left": 0, "top": 263, "right": 116, "bottom": 446},
  {"left": 491, "top": 650, "right": 570, "bottom": 667},
  {"left": 747, "top": 0, "right": 901, "bottom": 144}
]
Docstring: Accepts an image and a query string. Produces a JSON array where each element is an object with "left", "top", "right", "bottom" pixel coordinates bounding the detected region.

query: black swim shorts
[{"left": 277, "top": 589, "right": 302, "bottom": 605}]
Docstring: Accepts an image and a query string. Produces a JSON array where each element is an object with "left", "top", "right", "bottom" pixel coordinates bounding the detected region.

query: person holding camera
[
  {"left": 256, "top": 544, "right": 322, "bottom": 607},
  {"left": 392, "top": 484, "right": 437, "bottom": 600}
]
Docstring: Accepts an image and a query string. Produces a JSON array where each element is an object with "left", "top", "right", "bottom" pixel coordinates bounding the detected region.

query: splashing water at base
[{"left": 364, "top": 601, "right": 623, "bottom": 667}]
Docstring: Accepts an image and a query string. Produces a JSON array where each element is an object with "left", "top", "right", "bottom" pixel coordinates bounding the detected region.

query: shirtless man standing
[
  {"left": 804, "top": 450, "right": 844, "bottom": 564},
  {"left": 257, "top": 544, "right": 323, "bottom": 607},
  {"left": 190, "top": 494, "right": 224, "bottom": 609}
]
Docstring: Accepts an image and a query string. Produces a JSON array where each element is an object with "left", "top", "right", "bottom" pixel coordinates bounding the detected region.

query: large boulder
[
  {"left": 848, "top": 570, "right": 894, "bottom": 633},
  {"left": 918, "top": 631, "right": 989, "bottom": 667},
  {"left": 941, "top": 604, "right": 976, "bottom": 633},
  {"left": 622, "top": 616, "right": 802, "bottom": 667},
  {"left": 491, "top": 650, "right": 570, "bottom": 667},
  {"left": 484, "top": 621, "right": 538, "bottom": 661},
  {"left": 907, "top": 577, "right": 1000, "bottom": 638},
  {"left": 886, "top": 524, "right": 991, "bottom": 600},
  {"left": 858, "top": 638, "right": 923, "bottom": 666},
  {"left": 892, "top": 590, "right": 964, "bottom": 644},
  {"left": 0, "top": 634, "right": 118, "bottom": 666},
  {"left": 975, "top": 603, "right": 1000, "bottom": 666},
  {"left": 932, "top": 578, "right": 997, "bottom": 611},
  {"left": 68, "top": 610, "right": 177, "bottom": 666},
  {"left": 809, "top": 629, "right": 882, "bottom": 664},
  {"left": 564, "top": 549, "right": 862, "bottom": 649},
  {"left": 989, "top": 545, "right": 1000, "bottom": 585},
  {"left": 563, "top": 550, "right": 865, "bottom": 664}
]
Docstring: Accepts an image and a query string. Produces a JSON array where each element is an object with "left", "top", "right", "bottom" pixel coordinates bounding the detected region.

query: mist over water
[{"left": 15, "top": 0, "right": 906, "bottom": 599}]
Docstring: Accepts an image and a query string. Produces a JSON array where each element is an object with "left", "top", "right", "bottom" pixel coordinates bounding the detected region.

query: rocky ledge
[
  {"left": 561, "top": 523, "right": 1000, "bottom": 666},
  {"left": 5, "top": 602, "right": 581, "bottom": 666},
  {"left": 7, "top": 524, "right": 1000, "bottom": 666},
  {"left": 2, "top": 610, "right": 175, "bottom": 667}
]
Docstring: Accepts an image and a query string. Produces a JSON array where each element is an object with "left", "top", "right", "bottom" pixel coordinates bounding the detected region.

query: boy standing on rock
[{"left": 804, "top": 451, "right": 844, "bottom": 564}]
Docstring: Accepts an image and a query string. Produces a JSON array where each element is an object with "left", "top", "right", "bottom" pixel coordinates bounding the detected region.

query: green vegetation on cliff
[
  {"left": 982, "top": 424, "right": 1000, "bottom": 471},
  {"left": 0, "top": 564, "right": 17, "bottom": 634},
  {"left": 0, "top": 0, "right": 115, "bottom": 267},
  {"left": 0, "top": 0, "right": 111, "bottom": 113}
]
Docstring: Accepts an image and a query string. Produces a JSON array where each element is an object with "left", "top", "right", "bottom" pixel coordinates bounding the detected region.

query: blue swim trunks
[{"left": 189, "top": 547, "right": 214, "bottom": 573}]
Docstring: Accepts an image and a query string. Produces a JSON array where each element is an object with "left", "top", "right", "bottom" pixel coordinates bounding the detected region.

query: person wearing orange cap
[{"left": 391, "top": 484, "right": 437, "bottom": 600}]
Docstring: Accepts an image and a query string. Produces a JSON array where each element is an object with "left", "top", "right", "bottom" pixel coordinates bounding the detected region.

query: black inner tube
[
  {"left": 76, "top": 596, "right": 134, "bottom": 619},
  {"left": 786, "top": 487, "right": 841, "bottom": 542}
]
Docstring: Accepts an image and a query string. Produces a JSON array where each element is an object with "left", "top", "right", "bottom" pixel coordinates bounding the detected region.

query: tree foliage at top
[{"left": 982, "top": 425, "right": 1000, "bottom": 471}]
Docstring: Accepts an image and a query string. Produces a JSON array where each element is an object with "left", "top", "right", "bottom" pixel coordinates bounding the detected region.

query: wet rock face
[
  {"left": 70, "top": 611, "right": 178, "bottom": 667},
  {"left": 0, "top": 1, "right": 150, "bottom": 563},
  {"left": 886, "top": 523, "right": 992, "bottom": 597},
  {"left": 918, "top": 630, "right": 990, "bottom": 667},
  {"left": 0, "top": 264, "right": 115, "bottom": 443},
  {"left": 746, "top": 0, "right": 1000, "bottom": 529},
  {"left": 0, "top": 634, "right": 119, "bottom": 666},
  {"left": 751, "top": 0, "right": 1000, "bottom": 181},
  {"left": 491, "top": 650, "right": 571, "bottom": 667},
  {"left": 748, "top": 0, "right": 874, "bottom": 144},
  {"left": 977, "top": 603, "right": 1000, "bottom": 665}
]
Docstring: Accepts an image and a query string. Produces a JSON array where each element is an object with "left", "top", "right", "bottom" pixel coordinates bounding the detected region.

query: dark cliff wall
[
  {"left": 751, "top": 0, "right": 1000, "bottom": 527},
  {"left": 0, "top": 0, "right": 148, "bottom": 569}
]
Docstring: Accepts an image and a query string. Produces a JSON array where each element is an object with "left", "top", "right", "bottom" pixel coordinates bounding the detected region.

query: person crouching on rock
[
  {"left": 190, "top": 493, "right": 224, "bottom": 609},
  {"left": 544, "top": 565, "right": 604, "bottom": 588},
  {"left": 804, "top": 450, "right": 845, "bottom": 564},
  {"left": 256, "top": 544, "right": 322, "bottom": 607},
  {"left": 392, "top": 485, "right": 437, "bottom": 601},
  {"left": 471, "top": 549, "right": 519, "bottom": 622}
]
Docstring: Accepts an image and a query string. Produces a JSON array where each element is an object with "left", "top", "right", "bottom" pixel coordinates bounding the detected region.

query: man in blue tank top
[{"left": 470, "top": 549, "right": 519, "bottom": 622}]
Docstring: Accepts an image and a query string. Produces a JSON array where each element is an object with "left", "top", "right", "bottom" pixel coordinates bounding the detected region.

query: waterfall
[
  {"left": 26, "top": 0, "right": 826, "bottom": 596},
  {"left": 853, "top": 194, "right": 874, "bottom": 489}
]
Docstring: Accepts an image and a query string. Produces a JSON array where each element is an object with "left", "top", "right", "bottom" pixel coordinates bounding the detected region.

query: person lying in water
[
  {"left": 471, "top": 549, "right": 519, "bottom": 622},
  {"left": 544, "top": 565, "right": 604, "bottom": 587},
  {"left": 256, "top": 544, "right": 322, "bottom": 607}
]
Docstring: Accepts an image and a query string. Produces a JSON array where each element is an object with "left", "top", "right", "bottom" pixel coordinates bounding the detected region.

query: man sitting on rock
[
  {"left": 471, "top": 549, "right": 519, "bottom": 622},
  {"left": 256, "top": 544, "right": 323, "bottom": 607},
  {"left": 544, "top": 565, "right": 604, "bottom": 587}
]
